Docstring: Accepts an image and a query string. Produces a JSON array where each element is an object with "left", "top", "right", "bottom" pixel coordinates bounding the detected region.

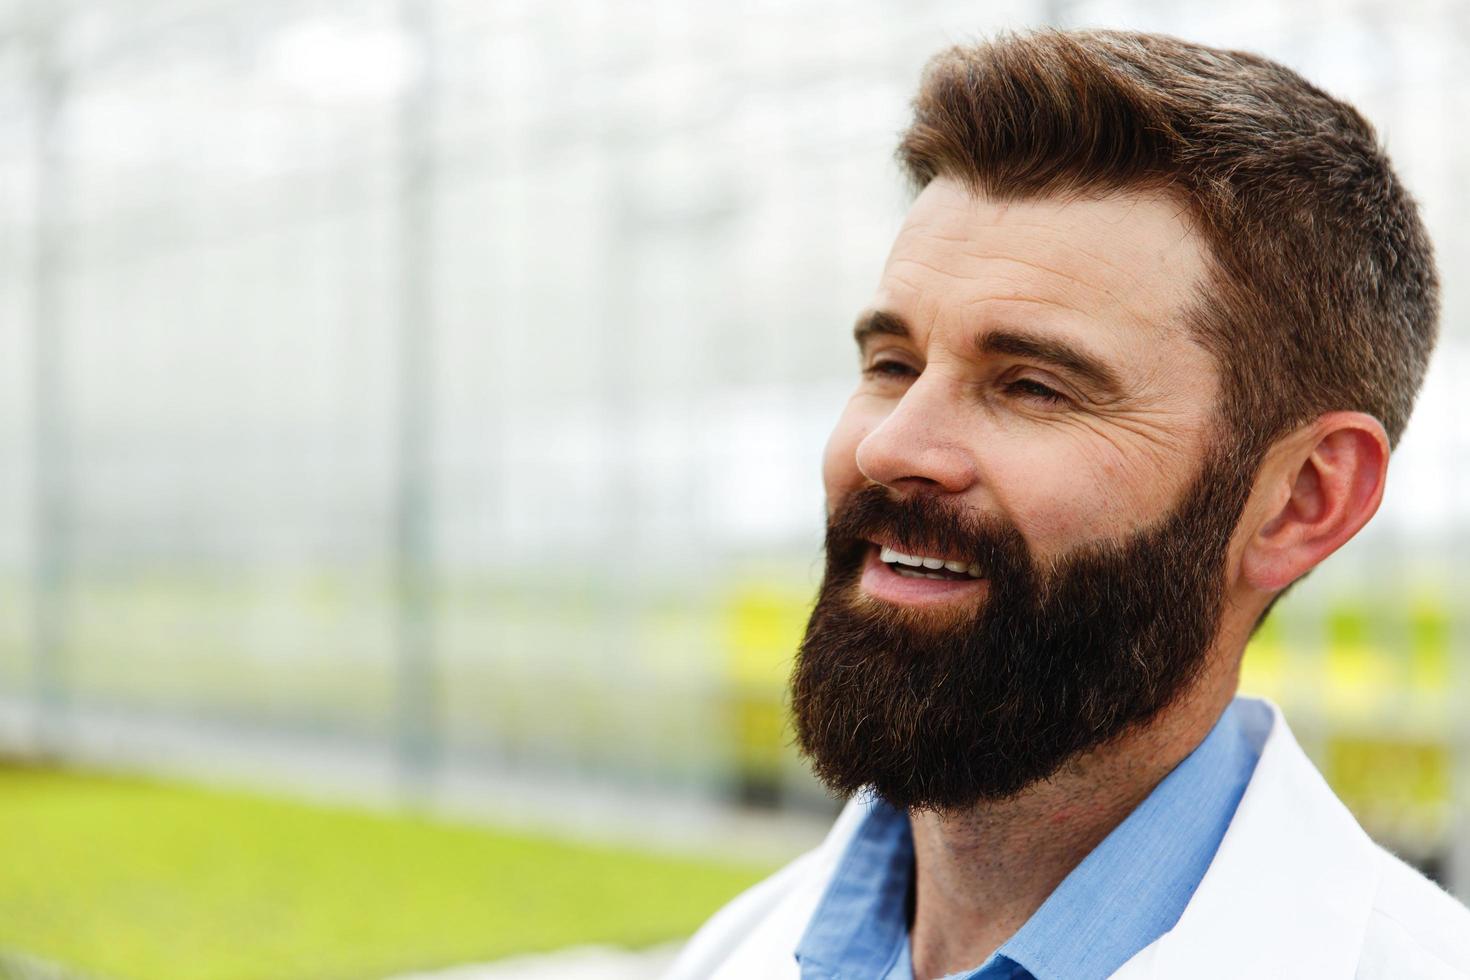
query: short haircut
[{"left": 898, "top": 29, "right": 1439, "bottom": 464}]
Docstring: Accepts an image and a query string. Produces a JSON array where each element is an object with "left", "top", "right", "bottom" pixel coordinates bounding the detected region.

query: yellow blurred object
[
  {"left": 1243, "top": 591, "right": 1458, "bottom": 855},
  {"left": 723, "top": 581, "right": 811, "bottom": 795},
  {"left": 1325, "top": 736, "right": 1452, "bottom": 845},
  {"left": 726, "top": 583, "right": 808, "bottom": 688}
]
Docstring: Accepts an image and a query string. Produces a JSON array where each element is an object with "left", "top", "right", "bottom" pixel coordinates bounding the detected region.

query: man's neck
[{"left": 906, "top": 680, "right": 1238, "bottom": 980}]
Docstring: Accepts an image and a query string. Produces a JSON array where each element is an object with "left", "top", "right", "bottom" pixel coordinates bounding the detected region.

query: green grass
[{"left": 0, "top": 764, "right": 774, "bottom": 980}]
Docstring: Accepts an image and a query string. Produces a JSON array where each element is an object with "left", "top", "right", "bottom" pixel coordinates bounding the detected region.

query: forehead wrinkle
[
  {"left": 888, "top": 253, "right": 990, "bottom": 286},
  {"left": 905, "top": 211, "right": 1147, "bottom": 288},
  {"left": 947, "top": 246, "right": 1191, "bottom": 342},
  {"left": 958, "top": 217, "right": 1195, "bottom": 299},
  {"left": 913, "top": 203, "right": 1207, "bottom": 336},
  {"left": 950, "top": 248, "right": 1125, "bottom": 304},
  {"left": 1061, "top": 234, "right": 1211, "bottom": 340},
  {"left": 874, "top": 269, "right": 1157, "bottom": 379},
  {"left": 880, "top": 193, "right": 1213, "bottom": 372}
]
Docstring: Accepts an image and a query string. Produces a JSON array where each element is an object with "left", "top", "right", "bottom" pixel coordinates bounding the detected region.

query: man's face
[{"left": 793, "top": 178, "right": 1254, "bottom": 811}]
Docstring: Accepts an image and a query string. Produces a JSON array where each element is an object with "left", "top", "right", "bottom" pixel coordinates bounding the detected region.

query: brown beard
[{"left": 790, "top": 438, "right": 1256, "bottom": 813}]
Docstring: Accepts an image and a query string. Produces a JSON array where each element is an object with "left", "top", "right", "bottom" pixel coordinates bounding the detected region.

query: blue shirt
[{"left": 794, "top": 697, "right": 1262, "bottom": 980}]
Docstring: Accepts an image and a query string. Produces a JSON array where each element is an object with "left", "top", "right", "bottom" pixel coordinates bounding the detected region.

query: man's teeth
[{"left": 879, "top": 546, "right": 982, "bottom": 579}]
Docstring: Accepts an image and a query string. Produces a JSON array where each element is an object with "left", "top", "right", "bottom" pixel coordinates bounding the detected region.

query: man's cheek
[
  {"left": 821, "top": 416, "right": 872, "bottom": 505},
  {"left": 1020, "top": 438, "right": 1170, "bottom": 540},
  {"left": 1016, "top": 503, "right": 1094, "bottom": 553},
  {"left": 820, "top": 446, "right": 852, "bottom": 516},
  {"left": 1005, "top": 465, "right": 1118, "bottom": 549}
]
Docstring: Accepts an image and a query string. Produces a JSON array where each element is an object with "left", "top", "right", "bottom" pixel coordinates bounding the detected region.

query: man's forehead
[{"left": 879, "top": 178, "right": 1211, "bottom": 344}]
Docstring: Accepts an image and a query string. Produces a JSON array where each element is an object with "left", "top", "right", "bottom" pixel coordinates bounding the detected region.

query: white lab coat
[{"left": 665, "top": 698, "right": 1470, "bottom": 979}]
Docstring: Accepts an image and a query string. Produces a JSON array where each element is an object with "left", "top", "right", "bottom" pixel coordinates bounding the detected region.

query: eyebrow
[
  {"left": 852, "top": 309, "right": 1125, "bottom": 397},
  {"left": 852, "top": 309, "right": 912, "bottom": 350}
]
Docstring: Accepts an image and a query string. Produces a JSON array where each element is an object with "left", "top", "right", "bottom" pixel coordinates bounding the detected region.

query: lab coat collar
[
  {"left": 669, "top": 696, "right": 1392, "bottom": 980},
  {"left": 1115, "top": 697, "right": 1381, "bottom": 979}
]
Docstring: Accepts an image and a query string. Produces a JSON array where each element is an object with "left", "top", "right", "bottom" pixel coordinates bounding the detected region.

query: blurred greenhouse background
[{"left": 0, "top": 0, "right": 1468, "bottom": 974}]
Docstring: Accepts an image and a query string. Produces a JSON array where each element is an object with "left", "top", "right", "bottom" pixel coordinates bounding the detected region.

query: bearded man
[{"left": 666, "top": 28, "right": 1470, "bottom": 980}]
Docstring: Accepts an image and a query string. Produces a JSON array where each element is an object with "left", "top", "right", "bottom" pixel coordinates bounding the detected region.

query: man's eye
[
  {"left": 863, "top": 361, "right": 917, "bottom": 379},
  {"left": 1006, "top": 378, "right": 1068, "bottom": 405}
]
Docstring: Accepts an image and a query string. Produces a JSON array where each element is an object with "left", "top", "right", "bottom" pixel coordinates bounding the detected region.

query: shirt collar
[
  {"left": 794, "top": 789, "right": 914, "bottom": 979},
  {"left": 998, "top": 697, "right": 1258, "bottom": 979},
  {"left": 795, "top": 697, "right": 1261, "bottom": 980}
]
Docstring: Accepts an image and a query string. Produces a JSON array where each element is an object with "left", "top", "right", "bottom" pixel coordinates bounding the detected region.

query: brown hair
[{"left": 898, "top": 29, "right": 1439, "bottom": 464}]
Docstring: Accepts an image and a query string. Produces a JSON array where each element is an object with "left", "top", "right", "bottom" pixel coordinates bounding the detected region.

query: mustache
[{"left": 825, "top": 482, "right": 1031, "bottom": 576}]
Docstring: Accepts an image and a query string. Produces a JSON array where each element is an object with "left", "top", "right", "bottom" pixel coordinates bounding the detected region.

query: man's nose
[{"left": 854, "top": 372, "right": 978, "bottom": 495}]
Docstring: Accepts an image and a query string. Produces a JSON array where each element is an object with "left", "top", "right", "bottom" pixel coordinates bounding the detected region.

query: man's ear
[{"left": 1239, "top": 412, "right": 1390, "bottom": 593}]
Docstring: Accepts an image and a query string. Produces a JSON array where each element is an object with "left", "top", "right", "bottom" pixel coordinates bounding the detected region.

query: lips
[
  {"left": 859, "top": 543, "right": 988, "bottom": 606},
  {"left": 877, "top": 544, "right": 982, "bottom": 579}
]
